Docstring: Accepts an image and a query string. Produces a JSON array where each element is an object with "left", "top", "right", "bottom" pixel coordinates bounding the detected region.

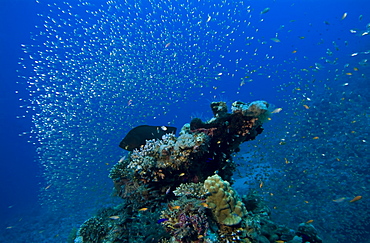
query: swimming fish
[
  {"left": 271, "top": 108, "right": 283, "bottom": 113},
  {"left": 201, "top": 203, "right": 209, "bottom": 208},
  {"left": 306, "top": 220, "right": 314, "bottom": 224},
  {"left": 270, "top": 38, "right": 281, "bottom": 43},
  {"left": 349, "top": 196, "right": 362, "bottom": 203},
  {"left": 261, "top": 7, "right": 270, "bottom": 14},
  {"left": 332, "top": 197, "right": 346, "bottom": 203},
  {"left": 157, "top": 218, "right": 169, "bottom": 224},
  {"left": 109, "top": 215, "right": 120, "bottom": 219},
  {"left": 119, "top": 125, "right": 177, "bottom": 151},
  {"left": 138, "top": 207, "right": 148, "bottom": 211}
]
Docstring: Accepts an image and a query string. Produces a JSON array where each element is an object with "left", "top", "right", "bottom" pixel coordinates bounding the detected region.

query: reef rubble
[{"left": 74, "top": 100, "right": 322, "bottom": 243}]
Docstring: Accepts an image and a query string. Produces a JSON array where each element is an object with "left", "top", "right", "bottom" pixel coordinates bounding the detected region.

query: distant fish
[
  {"left": 165, "top": 186, "right": 171, "bottom": 194},
  {"left": 261, "top": 7, "right": 270, "bottom": 14},
  {"left": 341, "top": 12, "right": 348, "bottom": 20},
  {"left": 349, "top": 196, "right": 362, "bottom": 203},
  {"left": 201, "top": 203, "right": 209, "bottom": 208},
  {"left": 157, "top": 218, "right": 169, "bottom": 224},
  {"left": 271, "top": 108, "right": 282, "bottom": 113},
  {"left": 44, "top": 184, "right": 52, "bottom": 190},
  {"left": 109, "top": 215, "right": 120, "bottom": 219},
  {"left": 306, "top": 220, "right": 314, "bottom": 224},
  {"left": 138, "top": 207, "right": 148, "bottom": 211},
  {"left": 270, "top": 38, "right": 281, "bottom": 43},
  {"left": 332, "top": 197, "right": 346, "bottom": 203},
  {"left": 119, "top": 125, "right": 177, "bottom": 151}
]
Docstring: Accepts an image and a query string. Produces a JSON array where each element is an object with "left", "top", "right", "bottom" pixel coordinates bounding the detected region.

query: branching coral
[
  {"left": 173, "top": 182, "right": 206, "bottom": 199},
  {"left": 160, "top": 197, "right": 209, "bottom": 242}
]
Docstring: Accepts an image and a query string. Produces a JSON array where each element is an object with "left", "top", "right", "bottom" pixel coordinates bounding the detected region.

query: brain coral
[{"left": 204, "top": 174, "right": 247, "bottom": 226}]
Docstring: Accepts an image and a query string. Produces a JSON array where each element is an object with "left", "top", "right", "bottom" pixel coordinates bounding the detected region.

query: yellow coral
[{"left": 204, "top": 174, "right": 247, "bottom": 226}]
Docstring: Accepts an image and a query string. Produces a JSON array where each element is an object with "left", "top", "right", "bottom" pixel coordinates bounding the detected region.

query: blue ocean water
[{"left": 0, "top": 0, "right": 369, "bottom": 242}]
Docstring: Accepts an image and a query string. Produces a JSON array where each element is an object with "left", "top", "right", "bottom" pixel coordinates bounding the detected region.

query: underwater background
[{"left": 0, "top": 0, "right": 369, "bottom": 242}]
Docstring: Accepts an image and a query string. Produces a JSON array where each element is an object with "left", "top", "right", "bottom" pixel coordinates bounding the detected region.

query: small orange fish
[
  {"left": 303, "top": 105, "right": 310, "bottom": 109},
  {"left": 306, "top": 220, "right": 314, "bottom": 224},
  {"left": 276, "top": 241, "right": 285, "bottom": 243},
  {"left": 353, "top": 67, "right": 359, "bottom": 71},
  {"left": 109, "top": 215, "right": 120, "bottom": 219},
  {"left": 201, "top": 203, "right": 209, "bottom": 208},
  {"left": 313, "top": 137, "right": 319, "bottom": 139},
  {"left": 179, "top": 173, "right": 185, "bottom": 177},
  {"left": 349, "top": 196, "right": 362, "bottom": 203},
  {"left": 138, "top": 207, "right": 148, "bottom": 211},
  {"left": 198, "top": 235, "right": 204, "bottom": 239},
  {"left": 172, "top": 206, "right": 181, "bottom": 210},
  {"left": 292, "top": 50, "right": 297, "bottom": 53},
  {"left": 259, "top": 181, "right": 263, "bottom": 188},
  {"left": 345, "top": 72, "right": 353, "bottom": 75}
]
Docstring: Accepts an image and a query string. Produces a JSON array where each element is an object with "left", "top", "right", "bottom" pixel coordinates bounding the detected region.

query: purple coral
[
  {"left": 173, "top": 210, "right": 208, "bottom": 242},
  {"left": 162, "top": 200, "right": 209, "bottom": 243}
]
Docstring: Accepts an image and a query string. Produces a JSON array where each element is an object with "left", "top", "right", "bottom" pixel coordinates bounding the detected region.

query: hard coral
[
  {"left": 77, "top": 217, "right": 107, "bottom": 243},
  {"left": 204, "top": 174, "right": 247, "bottom": 226},
  {"left": 231, "top": 100, "right": 270, "bottom": 123}
]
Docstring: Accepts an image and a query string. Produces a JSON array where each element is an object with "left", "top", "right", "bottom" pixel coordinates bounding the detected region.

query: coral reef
[
  {"left": 74, "top": 100, "right": 323, "bottom": 243},
  {"left": 108, "top": 100, "right": 267, "bottom": 210}
]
